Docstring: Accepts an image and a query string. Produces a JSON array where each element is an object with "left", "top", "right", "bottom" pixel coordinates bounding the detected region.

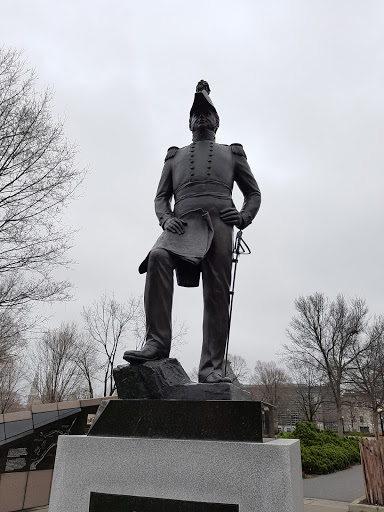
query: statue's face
[{"left": 190, "top": 110, "right": 217, "bottom": 132}]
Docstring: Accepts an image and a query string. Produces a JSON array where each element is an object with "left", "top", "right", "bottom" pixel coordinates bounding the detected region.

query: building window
[{"left": 360, "top": 416, "right": 364, "bottom": 424}]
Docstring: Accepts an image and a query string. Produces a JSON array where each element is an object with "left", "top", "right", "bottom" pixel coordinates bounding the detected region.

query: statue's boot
[
  {"left": 200, "top": 369, "right": 232, "bottom": 384},
  {"left": 123, "top": 344, "right": 167, "bottom": 364}
]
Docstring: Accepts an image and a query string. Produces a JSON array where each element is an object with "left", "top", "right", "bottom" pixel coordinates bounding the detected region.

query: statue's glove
[
  {"left": 164, "top": 217, "right": 187, "bottom": 235},
  {"left": 220, "top": 207, "right": 242, "bottom": 228}
]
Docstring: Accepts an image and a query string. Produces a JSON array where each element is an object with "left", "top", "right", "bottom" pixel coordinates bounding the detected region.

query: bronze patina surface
[{"left": 124, "top": 81, "right": 261, "bottom": 383}]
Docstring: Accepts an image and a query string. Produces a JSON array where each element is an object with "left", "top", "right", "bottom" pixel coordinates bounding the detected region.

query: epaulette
[
  {"left": 165, "top": 146, "right": 179, "bottom": 162},
  {"left": 230, "top": 143, "right": 247, "bottom": 159}
]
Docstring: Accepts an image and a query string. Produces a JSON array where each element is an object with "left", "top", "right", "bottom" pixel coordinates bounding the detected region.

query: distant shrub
[{"left": 279, "top": 422, "right": 360, "bottom": 475}]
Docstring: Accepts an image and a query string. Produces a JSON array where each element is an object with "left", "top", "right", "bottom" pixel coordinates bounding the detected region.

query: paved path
[
  {"left": 304, "top": 498, "right": 349, "bottom": 511},
  {"left": 303, "top": 464, "right": 364, "bottom": 503}
]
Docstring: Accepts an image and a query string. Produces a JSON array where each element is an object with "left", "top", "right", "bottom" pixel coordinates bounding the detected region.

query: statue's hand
[
  {"left": 164, "top": 217, "right": 187, "bottom": 235},
  {"left": 220, "top": 207, "right": 242, "bottom": 228}
]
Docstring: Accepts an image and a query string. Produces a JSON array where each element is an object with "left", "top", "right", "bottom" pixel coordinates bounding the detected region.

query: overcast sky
[{"left": 1, "top": 1, "right": 383, "bottom": 377}]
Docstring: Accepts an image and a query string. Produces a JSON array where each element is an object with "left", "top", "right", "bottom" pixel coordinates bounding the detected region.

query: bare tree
[
  {"left": 130, "top": 303, "right": 146, "bottom": 351},
  {"left": 0, "top": 308, "right": 25, "bottom": 363},
  {"left": 344, "top": 399, "right": 358, "bottom": 432},
  {"left": 31, "top": 322, "right": 87, "bottom": 403},
  {"left": 346, "top": 316, "right": 384, "bottom": 433},
  {"left": 289, "top": 361, "right": 328, "bottom": 423},
  {"left": 251, "top": 360, "right": 291, "bottom": 406},
  {"left": 0, "top": 357, "right": 25, "bottom": 413},
  {"left": 131, "top": 298, "right": 188, "bottom": 353},
  {"left": 82, "top": 293, "right": 141, "bottom": 396},
  {"left": 189, "top": 353, "right": 249, "bottom": 385},
  {"left": 0, "top": 47, "right": 85, "bottom": 310},
  {"left": 224, "top": 353, "right": 250, "bottom": 385},
  {"left": 283, "top": 293, "right": 368, "bottom": 435},
  {"left": 189, "top": 367, "right": 199, "bottom": 382},
  {"left": 73, "top": 335, "right": 104, "bottom": 399}
]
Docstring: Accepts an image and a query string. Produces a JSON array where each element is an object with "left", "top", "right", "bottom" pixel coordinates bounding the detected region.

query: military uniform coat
[
  {"left": 140, "top": 141, "right": 261, "bottom": 286},
  {"left": 140, "top": 139, "right": 261, "bottom": 382}
]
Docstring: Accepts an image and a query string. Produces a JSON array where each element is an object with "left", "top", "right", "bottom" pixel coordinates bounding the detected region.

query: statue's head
[{"left": 189, "top": 80, "right": 220, "bottom": 133}]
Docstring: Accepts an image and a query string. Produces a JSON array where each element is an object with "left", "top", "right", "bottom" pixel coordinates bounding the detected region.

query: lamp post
[{"left": 377, "top": 408, "right": 384, "bottom": 436}]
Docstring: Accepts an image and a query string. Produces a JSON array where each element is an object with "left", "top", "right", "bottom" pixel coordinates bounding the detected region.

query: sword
[{"left": 224, "top": 230, "right": 251, "bottom": 377}]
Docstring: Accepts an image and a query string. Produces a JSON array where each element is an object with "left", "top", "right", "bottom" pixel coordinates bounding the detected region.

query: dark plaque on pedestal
[{"left": 89, "top": 492, "right": 239, "bottom": 511}]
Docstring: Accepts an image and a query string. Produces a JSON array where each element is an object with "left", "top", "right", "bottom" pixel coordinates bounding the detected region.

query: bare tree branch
[
  {"left": 282, "top": 292, "right": 369, "bottom": 435},
  {"left": 224, "top": 353, "right": 250, "bottom": 385},
  {"left": 0, "top": 306, "right": 27, "bottom": 363},
  {"left": 288, "top": 359, "right": 329, "bottom": 423},
  {"left": 250, "top": 360, "right": 292, "bottom": 408},
  {"left": 30, "top": 322, "right": 88, "bottom": 403},
  {"left": 82, "top": 293, "right": 141, "bottom": 396},
  {"left": 130, "top": 297, "right": 188, "bottom": 354},
  {"left": 0, "top": 357, "right": 25, "bottom": 413},
  {"left": 346, "top": 316, "right": 384, "bottom": 433},
  {"left": 0, "top": 47, "right": 86, "bottom": 309}
]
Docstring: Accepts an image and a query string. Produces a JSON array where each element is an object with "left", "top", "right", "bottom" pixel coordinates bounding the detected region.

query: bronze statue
[{"left": 124, "top": 80, "right": 261, "bottom": 383}]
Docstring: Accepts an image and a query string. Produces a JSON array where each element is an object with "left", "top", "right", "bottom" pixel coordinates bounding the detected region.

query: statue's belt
[{"left": 174, "top": 180, "right": 232, "bottom": 205}]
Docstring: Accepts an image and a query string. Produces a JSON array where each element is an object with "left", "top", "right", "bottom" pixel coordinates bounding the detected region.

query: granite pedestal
[
  {"left": 49, "top": 435, "right": 303, "bottom": 512},
  {"left": 87, "top": 399, "right": 269, "bottom": 441}
]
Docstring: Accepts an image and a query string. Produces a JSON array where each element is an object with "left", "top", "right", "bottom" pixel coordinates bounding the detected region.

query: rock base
[{"left": 113, "top": 358, "right": 251, "bottom": 401}]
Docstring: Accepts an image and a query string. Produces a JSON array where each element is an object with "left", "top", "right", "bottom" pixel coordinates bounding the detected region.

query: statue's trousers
[{"left": 144, "top": 195, "right": 233, "bottom": 381}]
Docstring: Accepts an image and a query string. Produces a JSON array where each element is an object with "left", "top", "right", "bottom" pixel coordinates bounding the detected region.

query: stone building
[{"left": 243, "top": 383, "right": 379, "bottom": 433}]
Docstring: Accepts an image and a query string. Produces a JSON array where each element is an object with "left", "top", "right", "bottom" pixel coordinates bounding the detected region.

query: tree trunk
[
  {"left": 87, "top": 378, "right": 93, "bottom": 399},
  {"left": 372, "top": 408, "right": 379, "bottom": 434},
  {"left": 337, "top": 404, "right": 344, "bottom": 436}
]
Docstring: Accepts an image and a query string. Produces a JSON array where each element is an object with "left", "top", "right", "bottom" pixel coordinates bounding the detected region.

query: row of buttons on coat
[{"left": 189, "top": 141, "right": 214, "bottom": 176}]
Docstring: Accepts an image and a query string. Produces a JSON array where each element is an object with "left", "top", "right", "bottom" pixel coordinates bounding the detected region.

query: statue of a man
[{"left": 124, "top": 81, "right": 261, "bottom": 383}]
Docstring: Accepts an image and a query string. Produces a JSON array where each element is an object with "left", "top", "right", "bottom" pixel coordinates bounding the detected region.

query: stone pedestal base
[
  {"left": 49, "top": 435, "right": 303, "bottom": 512},
  {"left": 87, "top": 399, "right": 267, "bottom": 442}
]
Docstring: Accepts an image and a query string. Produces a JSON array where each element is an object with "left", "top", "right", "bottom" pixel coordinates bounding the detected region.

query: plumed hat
[{"left": 190, "top": 80, "right": 218, "bottom": 117}]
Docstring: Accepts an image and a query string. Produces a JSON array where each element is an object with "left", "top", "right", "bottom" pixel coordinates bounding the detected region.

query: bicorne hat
[{"left": 190, "top": 80, "right": 218, "bottom": 118}]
